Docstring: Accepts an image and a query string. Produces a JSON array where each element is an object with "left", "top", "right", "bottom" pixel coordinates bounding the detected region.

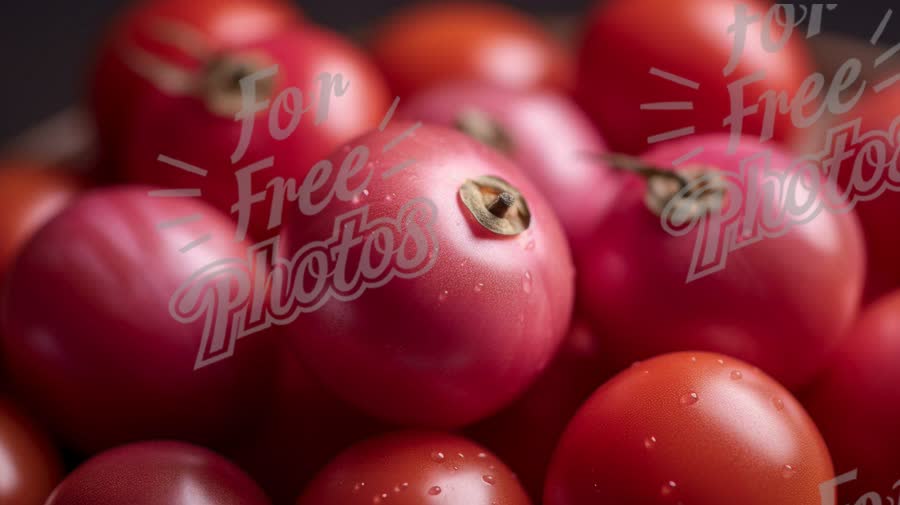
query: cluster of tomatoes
[{"left": 2, "top": 0, "right": 900, "bottom": 504}]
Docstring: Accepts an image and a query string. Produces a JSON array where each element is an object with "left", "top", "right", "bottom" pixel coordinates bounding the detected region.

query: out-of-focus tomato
[
  {"left": 577, "top": 0, "right": 814, "bottom": 154},
  {"left": 282, "top": 123, "right": 574, "bottom": 427},
  {"left": 122, "top": 26, "right": 390, "bottom": 239},
  {"left": 804, "top": 291, "right": 900, "bottom": 503},
  {"left": 0, "top": 398, "right": 64, "bottom": 505},
  {"left": 1, "top": 187, "right": 275, "bottom": 453},
  {"left": 0, "top": 164, "right": 81, "bottom": 281},
  {"left": 576, "top": 134, "right": 864, "bottom": 390},
  {"left": 398, "top": 82, "right": 616, "bottom": 246},
  {"left": 296, "top": 431, "right": 530, "bottom": 505},
  {"left": 45, "top": 441, "right": 270, "bottom": 505},
  {"left": 545, "top": 352, "right": 834, "bottom": 505},
  {"left": 466, "top": 319, "right": 611, "bottom": 501},
  {"left": 369, "top": 1, "right": 573, "bottom": 99},
  {"left": 88, "top": 0, "right": 302, "bottom": 170}
]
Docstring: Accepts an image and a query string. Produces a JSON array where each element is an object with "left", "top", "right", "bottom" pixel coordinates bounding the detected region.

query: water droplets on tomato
[
  {"left": 644, "top": 436, "right": 657, "bottom": 449},
  {"left": 522, "top": 270, "right": 533, "bottom": 293},
  {"left": 680, "top": 392, "right": 699, "bottom": 406},
  {"left": 483, "top": 475, "right": 496, "bottom": 485},
  {"left": 430, "top": 451, "right": 446, "bottom": 463},
  {"left": 428, "top": 486, "right": 442, "bottom": 496},
  {"left": 782, "top": 464, "right": 797, "bottom": 479},
  {"left": 730, "top": 370, "right": 743, "bottom": 380}
]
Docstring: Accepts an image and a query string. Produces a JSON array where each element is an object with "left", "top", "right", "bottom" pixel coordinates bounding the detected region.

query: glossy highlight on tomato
[{"left": 0, "top": 397, "right": 64, "bottom": 505}]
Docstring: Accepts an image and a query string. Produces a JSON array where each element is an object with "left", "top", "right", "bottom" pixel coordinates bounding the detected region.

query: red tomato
[
  {"left": 576, "top": 134, "right": 864, "bottom": 390},
  {"left": 466, "top": 318, "right": 612, "bottom": 500},
  {"left": 545, "top": 352, "right": 834, "bottom": 505},
  {"left": 804, "top": 291, "right": 900, "bottom": 503},
  {"left": 369, "top": 1, "right": 573, "bottom": 98},
  {"left": 45, "top": 441, "right": 270, "bottom": 505},
  {"left": 88, "top": 0, "right": 301, "bottom": 170},
  {"left": 1, "top": 186, "right": 275, "bottom": 453},
  {"left": 398, "top": 82, "right": 616, "bottom": 246},
  {"left": 296, "top": 431, "right": 530, "bottom": 505},
  {"left": 577, "top": 0, "right": 814, "bottom": 154},
  {"left": 122, "top": 26, "right": 390, "bottom": 239},
  {"left": 0, "top": 398, "right": 64, "bottom": 505},
  {"left": 0, "top": 163, "right": 82, "bottom": 281},
  {"left": 281, "top": 123, "right": 574, "bottom": 427}
]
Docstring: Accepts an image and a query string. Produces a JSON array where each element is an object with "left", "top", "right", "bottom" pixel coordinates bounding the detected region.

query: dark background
[{"left": 1, "top": 0, "right": 897, "bottom": 143}]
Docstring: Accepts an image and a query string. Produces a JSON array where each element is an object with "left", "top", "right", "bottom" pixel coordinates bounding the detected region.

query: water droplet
[
  {"left": 593, "top": 482, "right": 603, "bottom": 493},
  {"left": 716, "top": 359, "right": 725, "bottom": 366},
  {"left": 661, "top": 481, "right": 677, "bottom": 496},
  {"left": 353, "top": 482, "right": 366, "bottom": 492},
  {"left": 782, "top": 464, "right": 796, "bottom": 479},
  {"left": 428, "top": 486, "right": 442, "bottom": 496},
  {"left": 438, "top": 290, "right": 449, "bottom": 303},
  {"left": 430, "top": 451, "right": 445, "bottom": 463},
  {"left": 644, "top": 436, "right": 657, "bottom": 449},
  {"left": 483, "top": 475, "right": 496, "bottom": 485},
  {"left": 690, "top": 356, "right": 697, "bottom": 363},
  {"left": 474, "top": 282, "right": 484, "bottom": 292},
  {"left": 384, "top": 193, "right": 394, "bottom": 202},
  {"left": 772, "top": 397, "right": 785, "bottom": 411},
  {"left": 680, "top": 392, "right": 699, "bottom": 406},
  {"left": 477, "top": 453, "right": 487, "bottom": 459},
  {"left": 730, "top": 370, "right": 743, "bottom": 380},
  {"left": 363, "top": 189, "right": 370, "bottom": 197},
  {"left": 522, "top": 271, "right": 533, "bottom": 293},
  {"left": 525, "top": 240, "right": 536, "bottom": 250},
  {"left": 457, "top": 453, "right": 465, "bottom": 459},
  {"left": 400, "top": 483, "right": 409, "bottom": 490},
  {"left": 451, "top": 464, "right": 460, "bottom": 471}
]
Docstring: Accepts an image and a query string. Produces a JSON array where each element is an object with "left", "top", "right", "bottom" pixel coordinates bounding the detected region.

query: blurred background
[{"left": 0, "top": 0, "right": 897, "bottom": 143}]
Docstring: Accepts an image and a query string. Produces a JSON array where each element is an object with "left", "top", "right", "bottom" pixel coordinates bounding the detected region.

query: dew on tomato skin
[
  {"left": 477, "top": 452, "right": 487, "bottom": 459},
  {"left": 483, "top": 475, "right": 496, "bottom": 485},
  {"left": 644, "top": 436, "right": 657, "bottom": 449},
  {"left": 522, "top": 270, "right": 533, "bottom": 293},
  {"left": 428, "top": 486, "right": 442, "bottom": 496},
  {"left": 690, "top": 356, "right": 697, "bottom": 363},
  {"left": 353, "top": 482, "right": 366, "bottom": 493},
  {"left": 782, "top": 464, "right": 797, "bottom": 479},
  {"left": 593, "top": 482, "right": 603, "bottom": 493},
  {"left": 730, "top": 370, "right": 743, "bottom": 380},
  {"left": 772, "top": 397, "right": 785, "bottom": 411},
  {"left": 430, "top": 451, "right": 446, "bottom": 463},
  {"left": 660, "top": 481, "right": 677, "bottom": 496},
  {"left": 457, "top": 452, "right": 465, "bottom": 459},
  {"left": 474, "top": 282, "right": 484, "bottom": 292},
  {"left": 680, "top": 392, "right": 699, "bottom": 406},
  {"left": 716, "top": 359, "right": 725, "bottom": 366},
  {"left": 438, "top": 290, "right": 449, "bottom": 303},
  {"left": 525, "top": 239, "right": 535, "bottom": 250}
]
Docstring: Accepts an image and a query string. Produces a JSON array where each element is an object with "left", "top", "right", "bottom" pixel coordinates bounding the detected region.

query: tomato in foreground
[{"left": 0, "top": 398, "right": 64, "bottom": 505}]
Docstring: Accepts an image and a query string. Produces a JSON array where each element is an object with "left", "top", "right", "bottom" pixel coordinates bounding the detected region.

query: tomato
[
  {"left": 803, "top": 291, "right": 900, "bottom": 503},
  {"left": 0, "top": 186, "right": 275, "bottom": 453},
  {"left": 45, "top": 441, "right": 270, "bottom": 505},
  {"left": 0, "top": 397, "right": 64, "bottom": 505},
  {"left": 576, "top": 0, "right": 814, "bottom": 154},
  {"left": 122, "top": 26, "right": 390, "bottom": 239},
  {"left": 281, "top": 123, "right": 574, "bottom": 427},
  {"left": 0, "top": 163, "right": 82, "bottom": 282},
  {"left": 398, "top": 82, "right": 616, "bottom": 246},
  {"left": 88, "top": 0, "right": 301, "bottom": 170},
  {"left": 296, "top": 431, "right": 529, "bottom": 505},
  {"left": 369, "top": 1, "right": 573, "bottom": 99},
  {"left": 227, "top": 338, "right": 386, "bottom": 504},
  {"left": 576, "top": 134, "right": 864, "bottom": 390},
  {"left": 466, "top": 318, "right": 611, "bottom": 500},
  {"left": 545, "top": 352, "right": 834, "bottom": 505}
]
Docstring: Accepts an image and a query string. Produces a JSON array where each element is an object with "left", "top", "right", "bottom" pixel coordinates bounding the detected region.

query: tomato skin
[
  {"left": 398, "top": 82, "right": 616, "bottom": 246},
  {"left": 0, "top": 398, "right": 64, "bottom": 505},
  {"left": 803, "top": 291, "right": 900, "bottom": 502},
  {"left": 45, "top": 441, "right": 270, "bottom": 505},
  {"left": 576, "top": 134, "right": 864, "bottom": 390},
  {"left": 0, "top": 186, "right": 275, "bottom": 454},
  {"left": 296, "top": 431, "right": 530, "bottom": 505},
  {"left": 88, "top": 0, "right": 301, "bottom": 170},
  {"left": 545, "top": 352, "right": 834, "bottom": 505},
  {"left": 282, "top": 123, "right": 574, "bottom": 427},
  {"left": 577, "top": 0, "right": 814, "bottom": 155},
  {"left": 122, "top": 26, "right": 390, "bottom": 239},
  {"left": 369, "top": 1, "right": 573, "bottom": 99}
]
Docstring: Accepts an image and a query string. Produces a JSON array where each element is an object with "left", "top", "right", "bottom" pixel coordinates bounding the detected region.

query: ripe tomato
[
  {"left": 282, "top": 123, "right": 574, "bottom": 427},
  {"left": 296, "top": 431, "right": 529, "bottom": 505},
  {"left": 122, "top": 26, "right": 390, "bottom": 239},
  {"left": 45, "top": 441, "right": 270, "bottom": 505},
  {"left": 398, "top": 82, "right": 616, "bottom": 246},
  {"left": 803, "top": 291, "right": 900, "bottom": 503},
  {"left": 466, "top": 318, "right": 612, "bottom": 500},
  {"left": 545, "top": 352, "right": 834, "bottom": 505},
  {"left": 1, "top": 186, "right": 275, "bottom": 453},
  {"left": 88, "top": 0, "right": 301, "bottom": 170},
  {"left": 369, "top": 1, "right": 573, "bottom": 98},
  {"left": 577, "top": 0, "right": 814, "bottom": 154},
  {"left": 0, "top": 163, "right": 82, "bottom": 282},
  {"left": 0, "top": 397, "right": 64, "bottom": 505},
  {"left": 576, "top": 134, "right": 864, "bottom": 390}
]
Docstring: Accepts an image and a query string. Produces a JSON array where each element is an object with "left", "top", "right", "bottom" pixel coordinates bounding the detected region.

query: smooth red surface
[
  {"left": 282, "top": 123, "right": 574, "bottom": 427},
  {"left": 45, "top": 441, "right": 270, "bottom": 505},
  {"left": 0, "top": 164, "right": 81, "bottom": 282},
  {"left": 88, "top": 0, "right": 301, "bottom": 169},
  {"left": 296, "top": 431, "right": 530, "bottom": 505},
  {"left": 804, "top": 291, "right": 900, "bottom": 502},
  {"left": 466, "top": 318, "right": 612, "bottom": 501},
  {"left": 545, "top": 352, "right": 834, "bottom": 505},
  {"left": 122, "top": 26, "right": 390, "bottom": 239},
  {"left": 398, "top": 82, "right": 617, "bottom": 246},
  {"left": 576, "top": 0, "right": 814, "bottom": 154},
  {"left": 0, "top": 398, "right": 64, "bottom": 505},
  {"left": 576, "top": 134, "right": 864, "bottom": 390},
  {"left": 369, "top": 1, "right": 573, "bottom": 99},
  {"left": 0, "top": 187, "right": 275, "bottom": 453}
]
